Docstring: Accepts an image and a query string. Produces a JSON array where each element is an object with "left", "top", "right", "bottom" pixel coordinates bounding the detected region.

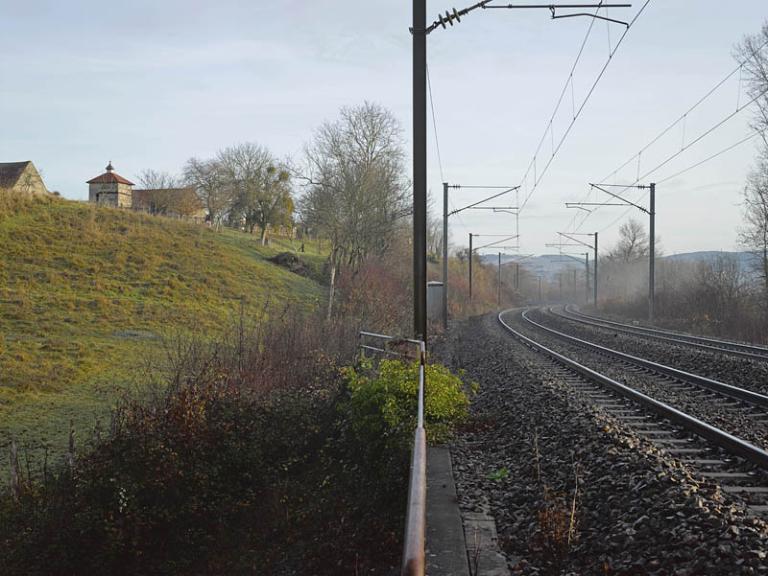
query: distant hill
[
  {"left": 480, "top": 253, "right": 587, "bottom": 281},
  {"left": 663, "top": 250, "right": 754, "bottom": 267},
  {"left": 480, "top": 250, "right": 758, "bottom": 281},
  {"left": 0, "top": 192, "right": 325, "bottom": 463}
]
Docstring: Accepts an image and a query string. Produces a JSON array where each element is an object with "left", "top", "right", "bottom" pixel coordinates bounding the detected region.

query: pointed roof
[
  {"left": 87, "top": 161, "right": 134, "bottom": 185},
  {"left": 0, "top": 161, "right": 33, "bottom": 189}
]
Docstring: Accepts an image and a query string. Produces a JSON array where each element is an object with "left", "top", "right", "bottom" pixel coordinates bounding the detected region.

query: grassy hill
[{"left": 0, "top": 192, "right": 326, "bottom": 466}]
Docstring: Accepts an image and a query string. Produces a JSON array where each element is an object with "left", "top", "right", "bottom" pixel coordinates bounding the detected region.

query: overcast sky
[{"left": 1, "top": 1, "right": 766, "bottom": 255}]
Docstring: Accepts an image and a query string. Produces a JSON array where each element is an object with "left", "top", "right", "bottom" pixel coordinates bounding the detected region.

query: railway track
[
  {"left": 561, "top": 305, "right": 768, "bottom": 362},
  {"left": 498, "top": 308, "right": 768, "bottom": 517}
]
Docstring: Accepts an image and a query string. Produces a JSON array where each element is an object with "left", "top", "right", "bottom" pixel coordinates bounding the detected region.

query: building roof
[
  {"left": 0, "top": 161, "right": 32, "bottom": 188},
  {"left": 87, "top": 162, "right": 134, "bottom": 186}
]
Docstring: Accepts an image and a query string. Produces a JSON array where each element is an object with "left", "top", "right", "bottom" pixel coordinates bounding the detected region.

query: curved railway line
[
  {"left": 498, "top": 307, "right": 768, "bottom": 516},
  {"left": 561, "top": 305, "right": 768, "bottom": 361}
]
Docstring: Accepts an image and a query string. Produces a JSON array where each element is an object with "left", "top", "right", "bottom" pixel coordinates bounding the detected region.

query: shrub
[
  {"left": 0, "top": 310, "right": 412, "bottom": 575},
  {"left": 343, "top": 358, "right": 470, "bottom": 448}
]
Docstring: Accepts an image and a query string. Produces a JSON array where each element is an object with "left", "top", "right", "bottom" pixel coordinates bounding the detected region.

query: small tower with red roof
[{"left": 87, "top": 161, "right": 135, "bottom": 208}]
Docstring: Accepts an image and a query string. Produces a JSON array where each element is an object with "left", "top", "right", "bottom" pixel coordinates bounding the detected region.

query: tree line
[{"left": 140, "top": 101, "right": 411, "bottom": 319}]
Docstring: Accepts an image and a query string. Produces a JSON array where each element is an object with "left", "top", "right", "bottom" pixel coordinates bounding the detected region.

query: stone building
[
  {"left": 0, "top": 161, "right": 49, "bottom": 195},
  {"left": 87, "top": 162, "right": 206, "bottom": 222},
  {"left": 87, "top": 162, "right": 135, "bottom": 207}
]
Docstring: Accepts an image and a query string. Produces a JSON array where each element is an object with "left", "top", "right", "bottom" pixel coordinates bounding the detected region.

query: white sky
[{"left": 1, "top": 1, "right": 766, "bottom": 255}]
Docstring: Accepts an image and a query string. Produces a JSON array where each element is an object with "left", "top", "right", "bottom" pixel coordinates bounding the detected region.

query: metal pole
[
  {"left": 538, "top": 276, "right": 542, "bottom": 303},
  {"left": 572, "top": 269, "right": 576, "bottom": 301},
  {"left": 585, "top": 252, "right": 590, "bottom": 304},
  {"left": 469, "top": 233, "right": 473, "bottom": 301},
  {"left": 413, "top": 0, "right": 427, "bottom": 342},
  {"left": 649, "top": 182, "right": 656, "bottom": 324},
  {"left": 442, "top": 182, "right": 449, "bottom": 329},
  {"left": 498, "top": 252, "right": 502, "bottom": 307},
  {"left": 515, "top": 262, "right": 520, "bottom": 291},
  {"left": 594, "top": 232, "right": 599, "bottom": 309}
]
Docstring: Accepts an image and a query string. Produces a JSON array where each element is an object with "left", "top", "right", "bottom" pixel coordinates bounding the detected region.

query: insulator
[
  {"left": 445, "top": 10, "right": 454, "bottom": 26},
  {"left": 453, "top": 8, "right": 461, "bottom": 22}
]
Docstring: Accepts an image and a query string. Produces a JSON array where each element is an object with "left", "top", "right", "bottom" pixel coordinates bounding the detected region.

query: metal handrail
[{"left": 358, "top": 331, "right": 427, "bottom": 576}]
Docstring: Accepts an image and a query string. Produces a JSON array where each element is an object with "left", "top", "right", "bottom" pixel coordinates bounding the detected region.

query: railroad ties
[{"left": 499, "top": 308, "right": 768, "bottom": 518}]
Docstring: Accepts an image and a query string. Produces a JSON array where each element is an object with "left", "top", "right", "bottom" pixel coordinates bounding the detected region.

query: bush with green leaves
[{"left": 343, "top": 358, "right": 470, "bottom": 449}]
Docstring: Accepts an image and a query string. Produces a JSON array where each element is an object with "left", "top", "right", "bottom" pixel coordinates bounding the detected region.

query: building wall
[
  {"left": 89, "top": 183, "right": 133, "bottom": 208},
  {"left": 89, "top": 183, "right": 118, "bottom": 206},
  {"left": 117, "top": 183, "right": 132, "bottom": 208},
  {"left": 6, "top": 164, "right": 48, "bottom": 195}
]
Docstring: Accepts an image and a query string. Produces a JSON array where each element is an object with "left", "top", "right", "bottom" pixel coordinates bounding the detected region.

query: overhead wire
[
  {"left": 589, "top": 85, "right": 768, "bottom": 234},
  {"left": 518, "top": 0, "right": 652, "bottom": 213},
  {"left": 426, "top": 63, "right": 474, "bottom": 241},
  {"left": 565, "top": 34, "right": 768, "bottom": 234},
  {"left": 595, "top": 129, "right": 762, "bottom": 234},
  {"left": 516, "top": 2, "right": 602, "bottom": 207},
  {"left": 426, "top": 64, "right": 445, "bottom": 183},
  {"left": 656, "top": 131, "right": 762, "bottom": 185}
]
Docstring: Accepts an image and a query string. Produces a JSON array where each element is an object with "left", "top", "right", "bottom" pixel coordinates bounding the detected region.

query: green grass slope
[{"left": 0, "top": 193, "right": 325, "bottom": 464}]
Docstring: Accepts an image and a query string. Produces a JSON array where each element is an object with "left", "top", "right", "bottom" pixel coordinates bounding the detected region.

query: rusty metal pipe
[{"left": 401, "top": 426, "right": 426, "bottom": 576}]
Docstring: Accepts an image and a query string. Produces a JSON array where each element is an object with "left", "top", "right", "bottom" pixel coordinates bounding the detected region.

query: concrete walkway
[{"left": 426, "top": 446, "right": 510, "bottom": 576}]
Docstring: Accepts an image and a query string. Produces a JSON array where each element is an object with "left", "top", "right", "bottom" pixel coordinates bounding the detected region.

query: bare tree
[
  {"left": 740, "top": 151, "right": 768, "bottom": 300},
  {"left": 300, "top": 102, "right": 411, "bottom": 319},
  {"left": 737, "top": 24, "right": 768, "bottom": 304},
  {"left": 183, "top": 158, "right": 230, "bottom": 230},
  {"left": 426, "top": 213, "right": 443, "bottom": 262},
  {"left": 606, "top": 218, "right": 650, "bottom": 263},
  {"left": 137, "top": 169, "right": 179, "bottom": 190},
  {"left": 136, "top": 169, "right": 179, "bottom": 215},
  {"left": 219, "top": 143, "right": 293, "bottom": 245},
  {"left": 736, "top": 22, "right": 768, "bottom": 145}
]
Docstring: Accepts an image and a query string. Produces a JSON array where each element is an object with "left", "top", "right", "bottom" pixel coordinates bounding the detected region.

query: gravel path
[
  {"left": 536, "top": 307, "right": 768, "bottom": 396},
  {"left": 437, "top": 313, "right": 768, "bottom": 575}
]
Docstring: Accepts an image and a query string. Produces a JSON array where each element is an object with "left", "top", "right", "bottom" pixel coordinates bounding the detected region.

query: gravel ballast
[
  {"left": 512, "top": 308, "right": 768, "bottom": 452},
  {"left": 537, "top": 307, "right": 768, "bottom": 396},
  {"left": 437, "top": 313, "right": 768, "bottom": 575}
]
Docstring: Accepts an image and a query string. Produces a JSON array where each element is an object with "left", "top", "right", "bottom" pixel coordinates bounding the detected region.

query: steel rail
[
  {"left": 524, "top": 308, "right": 768, "bottom": 408},
  {"left": 498, "top": 310, "right": 768, "bottom": 469},
  {"left": 564, "top": 305, "right": 768, "bottom": 360},
  {"left": 358, "top": 332, "right": 427, "bottom": 576}
]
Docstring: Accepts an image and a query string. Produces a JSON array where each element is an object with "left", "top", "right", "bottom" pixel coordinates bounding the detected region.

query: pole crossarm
[
  {"left": 568, "top": 202, "right": 631, "bottom": 207},
  {"left": 566, "top": 204, "right": 592, "bottom": 213},
  {"left": 477, "top": 245, "right": 521, "bottom": 251},
  {"left": 473, "top": 234, "right": 520, "bottom": 251},
  {"left": 589, "top": 183, "right": 650, "bottom": 214},
  {"left": 463, "top": 205, "right": 519, "bottom": 211},
  {"left": 449, "top": 186, "right": 520, "bottom": 216},
  {"left": 425, "top": 2, "right": 632, "bottom": 35},
  {"left": 558, "top": 232, "right": 594, "bottom": 249}
]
